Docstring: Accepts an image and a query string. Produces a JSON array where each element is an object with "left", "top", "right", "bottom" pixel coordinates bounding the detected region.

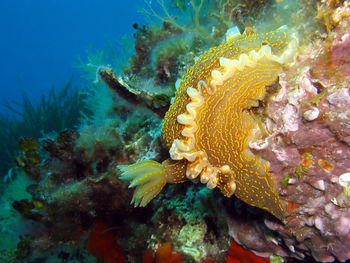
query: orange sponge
[
  {"left": 226, "top": 239, "right": 270, "bottom": 263},
  {"left": 87, "top": 221, "right": 125, "bottom": 263},
  {"left": 142, "top": 242, "right": 183, "bottom": 263}
]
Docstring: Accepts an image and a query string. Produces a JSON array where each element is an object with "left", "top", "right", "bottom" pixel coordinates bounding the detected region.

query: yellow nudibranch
[{"left": 119, "top": 25, "right": 298, "bottom": 220}]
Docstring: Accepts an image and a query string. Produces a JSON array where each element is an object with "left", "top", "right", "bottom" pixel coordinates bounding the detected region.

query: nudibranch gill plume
[{"left": 119, "top": 26, "right": 298, "bottom": 220}]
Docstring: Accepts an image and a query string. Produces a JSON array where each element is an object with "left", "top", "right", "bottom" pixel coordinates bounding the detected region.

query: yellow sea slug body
[{"left": 120, "top": 26, "right": 297, "bottom": 220}]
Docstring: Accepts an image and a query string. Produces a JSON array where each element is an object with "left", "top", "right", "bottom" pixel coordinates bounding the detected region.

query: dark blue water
[{"left": 0, "top": 0, "right": 150, "bottom": 115}]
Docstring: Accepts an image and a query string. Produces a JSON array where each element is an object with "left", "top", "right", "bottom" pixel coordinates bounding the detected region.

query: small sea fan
[{"left": 118, "top": 160, "right": 167, "bottom": 207}]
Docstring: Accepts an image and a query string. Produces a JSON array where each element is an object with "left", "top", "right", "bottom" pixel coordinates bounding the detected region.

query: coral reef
[
  {"left": 2, "top": 0, "right": 350, "bottom": 263},
  {"left": 0, "top": 81, "right": 163, "bottom": 261}
]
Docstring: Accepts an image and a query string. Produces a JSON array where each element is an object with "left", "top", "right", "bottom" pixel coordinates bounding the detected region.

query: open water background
[{"left": 0, "top": 0, "right": 152, "bottom": 115}]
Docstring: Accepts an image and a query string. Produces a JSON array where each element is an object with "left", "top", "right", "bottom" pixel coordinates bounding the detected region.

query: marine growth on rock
[{"left": 120, "top": 25, "right": 298, "bottom": 220}]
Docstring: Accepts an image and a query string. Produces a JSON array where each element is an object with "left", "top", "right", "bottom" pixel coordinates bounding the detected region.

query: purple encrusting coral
[{"left": 1, "top": 0, "right": 350, "bottom": 263}]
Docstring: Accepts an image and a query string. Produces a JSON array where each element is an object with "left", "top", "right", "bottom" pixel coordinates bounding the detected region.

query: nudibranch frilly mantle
[{"left": 119, "top": 26, "right": 298, "bottom": 220}]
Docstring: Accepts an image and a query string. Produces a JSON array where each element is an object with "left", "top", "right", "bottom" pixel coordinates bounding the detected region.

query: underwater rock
[
  {"left": 5, "top": 1, "right": 350, "bottom": 263},
  {"left": 224, "top": 24, "right": 350, "bottom": 262},
  {"left": 16, "top": 137, "right": 42, "bottom": 181},
  {"left": 331, "top": 33, "right": 350, "bottom": 76},
  {"left": 99, "top": 68, "right": 142, "bottom": 105},
  {"left": 145, "top": 184, "right": 230, "bottom": 262},
  {"left": 99, "top": 67, "right": 171, "bottom": 117},
  {"left": 12, "top": 199, "right": 44, "bottom": 222}
]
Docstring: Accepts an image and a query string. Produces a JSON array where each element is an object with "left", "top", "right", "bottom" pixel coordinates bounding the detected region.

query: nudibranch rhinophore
[{"left": 119, "top": 25, "right": 298, "bottom": 220}]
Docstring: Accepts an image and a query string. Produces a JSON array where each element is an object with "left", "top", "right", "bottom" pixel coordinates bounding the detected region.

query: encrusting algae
[{"left": 119, "top": 25, "right": 298, "bottom": 220}]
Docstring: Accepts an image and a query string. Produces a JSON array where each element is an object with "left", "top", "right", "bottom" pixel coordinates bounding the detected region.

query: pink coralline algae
[
  {"left": 226, "top": 33, "right": 350, "bottom": 261},
  {"left": 331, "top": 33, "right": 350, "bottom": 76}
]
